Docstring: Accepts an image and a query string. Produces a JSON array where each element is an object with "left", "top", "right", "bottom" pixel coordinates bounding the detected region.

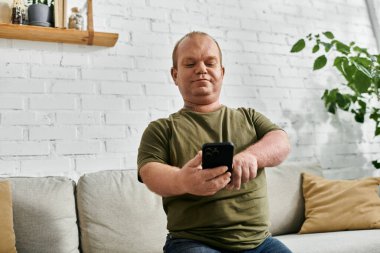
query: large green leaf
[
  {"left": 312, "top": 45, "right": 320, "bottom": 53},
  {"left": 290, "top": 39, "right": 306, "bottom": 53},
  {"left": 333, "top": 57, "right": 355, "bottom": 82},
  {"left": 322, "top": 89, "right": 337, "bottom": 114},
  {"left": 354, "top": 70, "right": 371, "bottom": 93},
  {"left": 321, "top": 42, "right": 333, "bottom": 52},
  {"left": 352, "top": 59, "right": 372, "bottom": 78},
  {"left": 335, "top": 41, "right": 351, "bottom": 55},
  {"left": 336, "top": 93, "right": 351, "bottom": 111},
  {"left": 323, "top": 31, "right": 335, "bottom": 39},
  {"left": 372, "top": 160, "right": 380, "bottom": 169},
  {"left": 313, "top": 55, "right": 327, "bottom": 70}
]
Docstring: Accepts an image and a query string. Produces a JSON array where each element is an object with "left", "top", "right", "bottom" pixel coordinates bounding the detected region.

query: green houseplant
[{"left": 290, "top": 32, "right": 380, "bottom": 168}]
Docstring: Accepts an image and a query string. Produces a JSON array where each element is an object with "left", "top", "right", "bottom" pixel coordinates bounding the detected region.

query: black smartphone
[{"left": 202, "top": 142, "right": 234, "bottom": 172}]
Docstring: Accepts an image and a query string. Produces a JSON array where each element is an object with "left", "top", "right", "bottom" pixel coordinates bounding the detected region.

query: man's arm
[
  {"left": 139, "top": 152, "right": 231, "bottom": 197},
  {"left": 228, "top": 130, "right": 290, "bottom": 190}
]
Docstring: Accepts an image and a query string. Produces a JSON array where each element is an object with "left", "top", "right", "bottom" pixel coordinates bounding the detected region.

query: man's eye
[
  {"left": 206, "top": 62, "right": 217, "bottom": 66},
  {"left": 185, "top": 63, "right": 195, "bottom": 67}
]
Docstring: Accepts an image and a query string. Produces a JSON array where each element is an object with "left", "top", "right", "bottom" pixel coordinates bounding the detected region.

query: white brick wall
[{"left": 0, "top": 0, "right": 378, "bottom": 179}]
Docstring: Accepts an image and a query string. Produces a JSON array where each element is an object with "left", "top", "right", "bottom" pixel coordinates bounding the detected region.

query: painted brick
[
  {"left": 75, "top": 157, "right": 124, "bottom": 173},
  {"left": 20, "top": 158, "right": 72, "bottom": 175},
  {"left": 0, "top": 49, "right": 35, "bottom": 64},
  {"left": 0, "top": 127, "right": 23, "bottom": 140},
  {"left": 82, "top": 96, "right": 125, "bottom": 111},
  {"left": 152, "top": 22, "right": 170, "bottom": 33},
  {"left": 101, "top": 82, "right": 144, "bottom": 95},
  {"left": 110, "top": 18, "right": 150, "bottom": 31},
  {"left": 1, "top": 112, "right": 53, "bottom": 125},
  {"left": 92, "top": 56, "right": 134, "bottom": 69},
  {"left": 31, "top": 66, "right": 77, "bottom": 79},
  {"left": 61, "top": 54, "right": 90, "bottom": 67},
  {"left": 209, "top": 16, "right": 241, "bottom": 29},
  {"left": 29, "top": 127, "right": 77, "bottom": 140},
  {"left": 81, "top": 126, "right": 125, "bottom": 139},
  {"left": 149, "top": 0, "right": 186, "bottom": 10},
  {"left": 51, "top": 80, "right": 96, "bottom": 94},
  {"left": 81, "top": 69, "right": 124, "bottom": 81},
  {"left": 116, "top": 44, "right": 149, "bottom": 57},
  {"left": 145, "top": 84, "right": 178, "bottom": 96},
  {"left": 0, "top": 63, "right": 27, "bottom": 78},
  {"left": 0, "top": 142, "right": 50, "bottom": 156},
  {"left": 56, "top": 112, "right": 102, "bottom": 125},
  {"left": 56, "top": 141, "right": 102, "bottom": 155},
  {"left": 106, "top": 111, "right": 149, "bottom": 125},
  {"left": 171, "top": 11, "right": 207, "bottom": 25},
  {"left": 224, "top": 86, "right": 257, "bottom": 98},
  {"left": 30, "top": 95, "right": 77, "bottom": 110},
  {"left": 129, "top": 97, "right": 171, "bottom": 111},
  {"left": 128, "top": 70, "right": 167, "bottom": 83},
  {"left": 106, "top": 138, "right": 141, "bottom": 153},
  {"left": 0, "top": 79, "right": 46, "bottom": 93},
  {"left": 0, "top": 160, "right": 19, "bottom": 176},
  {"left": 0, "top": 96, "right": 25, "bottom": 109},
  {"left": 136, "top": 58, "right": 171, "bottom": 70},
  {"left": 132, "top": 32, "right": 171, "bottom": 46},
  {"left": 132, "top": 8, "right": 167, "bottom": 20}
]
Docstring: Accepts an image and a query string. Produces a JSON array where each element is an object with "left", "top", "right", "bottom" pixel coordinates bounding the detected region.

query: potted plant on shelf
[
  {"left": 27, "top": 0, "right": 53, "bottom": 27},
  {"left": 290, "top": 31, "right": 380, "bottom": 169}
]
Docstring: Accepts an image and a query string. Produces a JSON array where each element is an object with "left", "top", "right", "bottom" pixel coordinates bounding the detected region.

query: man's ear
[{"left": 171, "top": 67, "right": 178, "bottom": 86}]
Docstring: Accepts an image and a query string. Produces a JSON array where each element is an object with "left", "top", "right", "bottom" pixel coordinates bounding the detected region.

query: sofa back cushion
[
  {"left": 265, "top": 162, "right": 323, "bottom": 235},
  {"left": 0, "top": 180, "right": 17, "bottom": 253},
  {"left": 77, "top": 169, "right": 167, "bottom": 253},
  {"left": 9, "top": 176, "right": 79, "bottom": 253}
]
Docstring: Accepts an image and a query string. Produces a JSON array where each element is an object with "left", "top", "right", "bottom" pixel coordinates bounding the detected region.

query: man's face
[{"left": 171, "top": 35, "right": 225, "bottom": 107}]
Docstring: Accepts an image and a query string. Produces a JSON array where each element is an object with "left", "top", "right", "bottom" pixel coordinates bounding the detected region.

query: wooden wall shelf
[
  {"left": 0, "top": 23, "right": 118, "bottom": 47},
  {"left": 0, "top": 0, "right": 118, "bottom": 47}
]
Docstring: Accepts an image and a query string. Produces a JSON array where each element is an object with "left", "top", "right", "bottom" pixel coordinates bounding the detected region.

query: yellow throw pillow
[
  {"left": 0, "top": 180, "right": 17, "bottom": 253},
  {"left": 300, "top": 173, "right": 380, "bottom": 234}
]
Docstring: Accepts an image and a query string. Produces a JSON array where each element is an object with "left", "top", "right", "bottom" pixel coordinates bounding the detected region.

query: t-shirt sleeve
[
  {"left": 250, "top": 109, "right": 282, "bottom": 139},
  {"left": 137, "top": 119, "right": 171, "bottom": 182}
]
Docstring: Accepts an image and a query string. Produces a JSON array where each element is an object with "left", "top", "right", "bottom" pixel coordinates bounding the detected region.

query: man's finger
[
  {"left": 185, "top": 151, "right": 202, "bottom": 168},
  {"left": 203, "top": 166, "right": 228, "bottom": 181},
  {"left": 231, "top": 166, "right": 242, "bottom": 190}
]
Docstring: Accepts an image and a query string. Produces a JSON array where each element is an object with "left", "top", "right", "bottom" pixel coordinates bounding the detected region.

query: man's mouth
[{"left": 193, "top": 79, "right": 210, "bottom": 82}]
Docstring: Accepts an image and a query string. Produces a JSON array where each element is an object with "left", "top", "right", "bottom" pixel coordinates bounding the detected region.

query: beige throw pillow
[
  {"left": 0, "top": 180, "right": 17, "bottom": 253},
  {"left": 300, "top": 173, "right": 380, "bottom": 234}
]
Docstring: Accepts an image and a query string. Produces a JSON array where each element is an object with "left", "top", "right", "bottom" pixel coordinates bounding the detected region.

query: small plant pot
[{"left": 28, "top": 3, "right": 51, "bottom": 27}]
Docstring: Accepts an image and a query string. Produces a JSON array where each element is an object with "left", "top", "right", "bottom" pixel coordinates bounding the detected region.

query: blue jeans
[{"left": 163, "top": 235, "right": 292, "bottom": 253}]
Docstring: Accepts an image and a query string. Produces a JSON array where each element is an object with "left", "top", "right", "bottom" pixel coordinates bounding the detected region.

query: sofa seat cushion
[
  {"left": 266, "top": 162, "right": 323, "bottom": 236},
  {"left": 9, "top": 177, "right": 79, "bottom": 253},
  {"left": 77, "top": 169, "right": 167, "bottom": 253},
  {"left": 275, "top": 229, "right": 380, "bottom": 253}
]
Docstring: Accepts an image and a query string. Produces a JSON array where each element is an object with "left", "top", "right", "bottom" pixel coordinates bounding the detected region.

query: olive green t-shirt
[{"left": 137, "top": 106, "right": 281, "bottom": 251}]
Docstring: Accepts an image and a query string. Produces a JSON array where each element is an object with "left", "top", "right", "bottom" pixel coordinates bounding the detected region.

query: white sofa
[{"left": 4, "top": 163, "right": 380, "bottom": 253}]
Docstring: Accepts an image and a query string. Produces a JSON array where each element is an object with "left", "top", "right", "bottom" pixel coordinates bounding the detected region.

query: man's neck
[{"left": 183, "top": 101, "right": 222, "bottom": 113}]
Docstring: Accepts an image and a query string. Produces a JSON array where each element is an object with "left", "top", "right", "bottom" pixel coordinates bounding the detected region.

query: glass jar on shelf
[
  {"left": 68, "top": 7, "right": 84, "bottom": 30},
  {"left": 11, "top": 0, "right": 26, "bottom": 24}
]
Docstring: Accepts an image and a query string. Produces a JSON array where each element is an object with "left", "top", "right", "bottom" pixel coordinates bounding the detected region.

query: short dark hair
[{"left": 171, "top": 31, "right": 223, "bottom": 69}]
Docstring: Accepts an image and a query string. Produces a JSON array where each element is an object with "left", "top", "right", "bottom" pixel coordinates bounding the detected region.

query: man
[{"left": 138, "top": 31, "right": 292, "bottom": 253}]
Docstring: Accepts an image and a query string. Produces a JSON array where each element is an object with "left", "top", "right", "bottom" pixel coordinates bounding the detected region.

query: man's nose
[{"left": 195, "top": 62, "right": 207, "bottom": 74}]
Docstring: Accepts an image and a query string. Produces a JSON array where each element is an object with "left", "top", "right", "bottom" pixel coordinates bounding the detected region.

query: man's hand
[
  {"left": 139, "top": 152, "right": 231, "bottom": 197},
  {"left": 178, "top": 151, "right": 231, "bottom": 196},
  {"left": 226, "top": 130, "right": 291, "bottom": 191},
  {"left": 226, "top": 151, "right": 258, "bottom": 190}
]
